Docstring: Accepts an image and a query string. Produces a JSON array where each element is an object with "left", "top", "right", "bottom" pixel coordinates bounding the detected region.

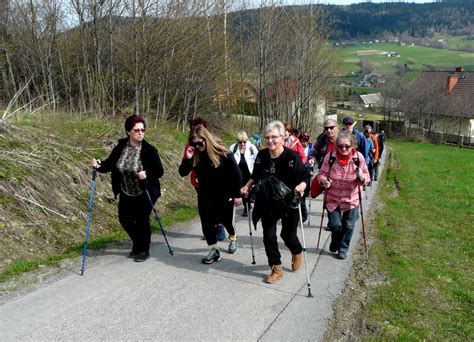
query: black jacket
[
  {"left": 179, "top": 152, "right": 242, "bottom": 202},
  {"left": 96, "top": 138, "right": 164, "bottom": 200}
]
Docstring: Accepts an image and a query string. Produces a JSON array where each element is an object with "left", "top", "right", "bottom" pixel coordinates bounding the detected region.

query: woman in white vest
[{"left": 230, "top": 131, "right": 258, "bottom": 216}]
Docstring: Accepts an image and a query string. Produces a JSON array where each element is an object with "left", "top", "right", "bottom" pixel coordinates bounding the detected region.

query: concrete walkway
[{"left": 0, "top": 171, "right": 382, "bottom": 341}]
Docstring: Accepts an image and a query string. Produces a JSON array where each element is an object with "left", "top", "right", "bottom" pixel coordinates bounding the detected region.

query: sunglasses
[
  {"left": 191, "top": 140, "right": 205, "bottom": 148},
  {"left": 132, "top": 128, "right": 146, "bottom": 133},
  {"left": 324, "top": 126, "right": 336, "bottom": 131},
  {"left": 238, "top": 140, "right": 247, "bottom": 144},
  {"left": 337, "top": 144, "right": 352, "bottom": 149},
  {"left": 264, "top": 135, "right": 280, "bottom": 141}
]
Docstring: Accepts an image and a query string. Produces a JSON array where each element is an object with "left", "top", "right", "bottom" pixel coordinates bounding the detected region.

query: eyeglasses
[
  {"left": 191, "top": 140, "right": 205, "bottom": 148},
  {"left": 238, "top": 140, "right": 247, "bottom": 144},
  {"left": 264, "top": 135, "right": 280, "bottom": 141},
  {"left": 337, "top": 144, "right": 352, "bottom": 150},
  {"left": 324, "top": 126, "right": 336, "bottom": 131},
  {"left": 132, "top": 128, "right": 146, "bottom": 133}
]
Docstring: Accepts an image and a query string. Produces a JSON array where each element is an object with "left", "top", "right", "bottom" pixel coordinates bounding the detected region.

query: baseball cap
[{"left": 342, "top": 116, "right": 354, "bottom": 125}]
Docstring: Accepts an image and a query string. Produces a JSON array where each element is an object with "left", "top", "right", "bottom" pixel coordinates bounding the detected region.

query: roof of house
[
  {"left": 360, "top": 93, "right": 384, "bottom": 106},
  {"left": 415, "top": 70, "right": 474, "bottom": 118},
  {"left": 360, "top": 93, "right": 400, "bottom": 109}
]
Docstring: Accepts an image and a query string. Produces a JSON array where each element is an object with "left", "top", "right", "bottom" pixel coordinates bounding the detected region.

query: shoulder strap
[
  {"left": 352, "top": 152, "right": 360, "bottom": 168},
  {"left": 232, "top": 144, "right": 238, "bottom": 154},
  {"left": 328, "top": 151, "right": 336, "bottom": 169}
]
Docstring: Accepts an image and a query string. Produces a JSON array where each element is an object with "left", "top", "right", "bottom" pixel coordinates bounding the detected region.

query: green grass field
[
  {"left": 367, "top": 141, "right": 473, "bottom": 339},
  {"left": 336, "top": 42, "right": 474, "bottom": 76}
]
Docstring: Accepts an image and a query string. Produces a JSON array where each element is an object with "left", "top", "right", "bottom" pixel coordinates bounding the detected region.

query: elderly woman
[
  {"left": 229, "top": 131, "right": 258, "bottom": 216},
  {"left": 92, "top": 115, "right": 164, "bottom": 262},
  {"left": 179, "top": 125, "right": 243, "bottom": 264},
  {"left": 241, "top": 121, "right": 307, "bottom": 284},
  {"left": 316, "top": 131, "right": 370, "bottom": 260}
]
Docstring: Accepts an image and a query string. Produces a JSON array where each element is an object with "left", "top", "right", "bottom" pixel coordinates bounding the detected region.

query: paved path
[{"left": 0, "top": 169, "right": 382, "bottom": 341}]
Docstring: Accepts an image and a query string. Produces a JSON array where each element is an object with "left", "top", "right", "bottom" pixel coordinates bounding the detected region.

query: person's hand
[
  {"left": 185, "top": 146, "right": 195, "bottom": 159},
  {"left": 234, "top": 198, "right": 243, "bottom": 207},
  {"left": 137, "top": 170, "right": 147, "bottom": 180},
  {"left": 320, "top": 179, "right": 332, "bottom": 189},
  {"left": 308, "top": 158, "right": 315, "bottom": 168},
  {"left": 294, "top": 182, "right": 306, "bottom": 196},
  {"left": 92, "top": 158, "right": 101, "bottom": 168},
  {"left": 240, "top": 185, "right": 249, "bottom": 197}
]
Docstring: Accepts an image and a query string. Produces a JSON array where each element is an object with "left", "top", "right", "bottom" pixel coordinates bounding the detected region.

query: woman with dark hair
[
  {"left": 241, "top": 120, "right": 307, "bottom": 284},
  {"left": 92, "top": 114, "right": 164, "bottom": 262},
  {"left": 316, "top": 131, "right": 370, "bottom": 260},
  {"left": 179, "top": 125, "right": 243, "bottom": 264}
]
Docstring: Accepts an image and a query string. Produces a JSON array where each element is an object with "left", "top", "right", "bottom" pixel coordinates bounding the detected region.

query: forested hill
[{"left": 229, "top": 0, "right": 474, "bottom": 40}]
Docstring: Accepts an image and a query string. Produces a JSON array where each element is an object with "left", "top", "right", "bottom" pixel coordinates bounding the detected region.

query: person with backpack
[
  {"left": 342, "top": 116, "right": 369, "bottom": 166},
  {"left": 229, "top": 131, "right": 258, "bottom": 217},
  {"left": 240, "top": 121, "right": 307, "bottom": 284},
  {"left": 182, "top": 118, "right": 226, "bottom": 241},
  {"left": 283, "top": 122, "right": 307, "bottom": 164},
  {"left": 364, "top": 125, "right": 379, "bottom": 183},
  {"left": 179, "top": 125, "right": 243, "bottom": 264},
  {"left": 316, "top": 131, "right": 370, "bottom": 260},
  {"left": 92, "top": 114, "right": 164, "bottom": 262}
]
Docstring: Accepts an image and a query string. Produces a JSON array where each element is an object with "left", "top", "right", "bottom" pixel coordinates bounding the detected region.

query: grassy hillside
[
  {"left": 0, "top": 112, "right": 210, "bottom": 278},
  {"left": 337, "top": 42, "right": 474, "bottom": 76}
]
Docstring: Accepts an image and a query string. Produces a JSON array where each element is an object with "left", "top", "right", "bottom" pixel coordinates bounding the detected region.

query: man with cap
[{"left": 342, "top": 116, "right": 369, "bottom": 165}]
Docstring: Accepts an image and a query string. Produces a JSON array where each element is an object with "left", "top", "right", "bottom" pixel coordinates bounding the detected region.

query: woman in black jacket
[
  {"left": 179, "top": 124, "right": 242, "bottom": 264},
  {"left": 92, "top": 115, "right": 164, "bottom": 262}
]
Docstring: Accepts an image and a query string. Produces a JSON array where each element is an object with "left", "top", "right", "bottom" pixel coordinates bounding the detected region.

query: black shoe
[
  {"left": 128, "top": 250, "right": 138, "bottom": 258},
  {"left": 133, "top": 252, "right": 150, "bottom": 262},
  {"left": 329, "top": 239, "right": 338, "bottom": 253},
  {"left": 202, "top": 249, "right": 221, "bottom": 264}
]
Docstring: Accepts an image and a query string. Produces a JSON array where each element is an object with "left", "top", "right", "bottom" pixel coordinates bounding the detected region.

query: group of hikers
[{"left": 92, "top": 114, "right": 385, "bottom": 284}]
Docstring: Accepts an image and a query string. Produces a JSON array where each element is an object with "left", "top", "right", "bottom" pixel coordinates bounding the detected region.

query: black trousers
[
  {"left": 198, "top": 196, "right": 235, "bottom": 245},
  {"left": 261, "top": 207, "right": 303, "bottom": 266},
  {"left": 118, "top": 191, "right": 156, "bottom": 254}
]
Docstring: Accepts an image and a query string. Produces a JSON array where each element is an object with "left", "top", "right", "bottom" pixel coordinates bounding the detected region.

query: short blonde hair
[{"left": 236, "top": 131, "right": 248, "bottom": 142}]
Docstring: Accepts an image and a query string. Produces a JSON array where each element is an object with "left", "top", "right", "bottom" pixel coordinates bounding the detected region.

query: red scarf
[{"left": 336, "top": 150, "right": 351, "bottom": 166}]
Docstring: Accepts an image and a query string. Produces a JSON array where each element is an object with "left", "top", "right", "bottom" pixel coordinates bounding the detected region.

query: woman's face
[
  {"left": 191, "top": 135, "right": 206, "bottom": 152},
  {"left": 284, "top": 129, "right": 290, "bottom": 139},
  {"left": 129, "top": 123, "right": 145, "bottom": 144},
  {"left": 264, "top": 127, "right": 283, "bottom": 152},
  {"left": 336, "top": 137, "right": 353, "bottom": 156}
]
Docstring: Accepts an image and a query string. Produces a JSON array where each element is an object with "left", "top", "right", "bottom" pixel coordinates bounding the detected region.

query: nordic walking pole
[
  {"left": 297, "top": 197, "right": 314, "bottom": 298},
  {"left": 247, "top": 201, "right": 256, "bottom": 265},
  {"left": 145, "top": 188, "right": 174, "bottom": 256},
  {"left": 80, "top": 168, "right": 97, "bottom": 276},
  {"left": 358, "top": 184, "right": 368, "bottom": 262},
  {"left": 316, "top": 188, "right": 328, "bottom": 251},
  {"left": 308, "top": 171, "right": 313, "bottom": 226}
]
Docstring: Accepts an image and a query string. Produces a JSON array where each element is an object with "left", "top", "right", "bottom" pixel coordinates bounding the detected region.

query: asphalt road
[{"left": 0, "top": 165, "right": 382, "bottom": 341}]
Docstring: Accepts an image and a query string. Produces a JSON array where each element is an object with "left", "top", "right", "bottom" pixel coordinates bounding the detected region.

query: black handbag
[{"left": 254, "top": 175, "right": 299, "bottom": 209}]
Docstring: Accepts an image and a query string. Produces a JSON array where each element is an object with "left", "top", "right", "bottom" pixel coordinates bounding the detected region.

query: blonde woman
[
  {"left": 179, "top": 125, "right": 243, "bottom": 264},
  {"left": 229, "top": 131, "right": 258, "bottom": 216}
]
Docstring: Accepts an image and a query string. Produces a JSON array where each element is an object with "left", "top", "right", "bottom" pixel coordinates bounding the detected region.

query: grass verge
[
  {"left": 0, "top": 206, "right": 198, "bottom": 283},
  {"left": 366, "top": 140, "right": 473, "bottom": 340}
]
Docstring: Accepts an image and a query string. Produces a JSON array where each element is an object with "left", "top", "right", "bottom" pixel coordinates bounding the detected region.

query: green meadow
[
  {"left": 367, "top": 141, "right": 473, "bottom": 340},
  {"left": 336, "top": 42, "right": 474, "bottom": 76}
]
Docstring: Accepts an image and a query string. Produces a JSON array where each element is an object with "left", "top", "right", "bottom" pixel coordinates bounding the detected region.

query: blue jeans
[{"left": 327, "top": 206, "right": 359, "bottom": 255}]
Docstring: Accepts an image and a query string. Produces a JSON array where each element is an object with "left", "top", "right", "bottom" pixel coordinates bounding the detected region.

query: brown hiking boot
[
  {"left": 291, "top": 252, "right": 303, "bottom": 272},
  {"left": 265, "top": 265, "right": 283, "bottom": 284}
]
